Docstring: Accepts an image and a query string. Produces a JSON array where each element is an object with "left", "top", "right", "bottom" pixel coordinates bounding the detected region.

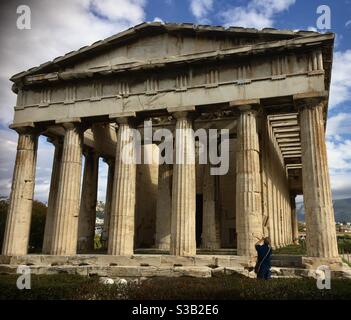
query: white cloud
[
  {"left": 189, "top": 0, "right": 213, "bottom": 23},
  {"left": 153, "top": 17, "right": 164, "bottom": 23},
  {"left": 0, "top": 128, "right": 17, "bottom": 198},
  {"left": 0, "top": 0, "right": 147, "bottom": 201},
  {"left": 327, "top": 139, "right": 351, "bottom": 172},
  {"left": 329, "top": 50, "right": 351, "bottom": 109},
  {"left": 91, "top": 0, "right": 146, "bottom": 23},
  {"left": 326, "top": 113, "right": 351, "bottom": 137},
  {"left": 0, "top": 0, "right": 147, "bottom": 125},
  {"left": 326, "top": 112, "right": 351, "bottom": 199},
  {"left": 307, "top": 26, "right": 318, "bottom": 32},
  {"left": 219, "top": 0, "right": 296, "bottom": 29},
  {"left": 326, "top": 138, "right": 351, "bottom": 199},
  {"left": 97, "top": 160, "right": 108, "bottom": 202},
  {"left": 329, "top": 172, "right": 351, "bottom": 199},
  {"left": 0, "top": 129, "right": 55, "bottom": 202}
]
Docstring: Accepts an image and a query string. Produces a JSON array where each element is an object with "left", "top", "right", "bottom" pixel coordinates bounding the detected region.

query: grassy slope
[{"left": 1, "top": 274, "right": 350, "bottom": 300}]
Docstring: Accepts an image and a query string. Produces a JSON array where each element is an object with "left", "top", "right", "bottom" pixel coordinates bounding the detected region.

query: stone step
[
  {"left": 0, "top": 254, "right": 250, "bottom": 269},
  {"left": 0, "top": 264, "right": 213, "bottom": 278},
  {"left": 271, "top": 255, "right": 303, "bottom": 267},
  {"left": 2, "top": 263, "right": 350, "bottom": 279}
]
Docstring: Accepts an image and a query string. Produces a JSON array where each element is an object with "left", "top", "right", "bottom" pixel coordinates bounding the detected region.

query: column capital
[
  {"left": 167, "top": 106, "right": 197, "bottom": 120},
  {"left": 109, "top": 111, "right": 136, "bottom": 126},
  {"left": 293, "top": 92, "right": 328, "bottom": 110},
  {"left": 55, "top": 118, "right": 89, "bottom": 133},
  {"left": 237, "top": 105, "right": 260, "bottom": 113},
  {"left": 9, "top": 122, "right": 41, "bottom": 135},
  {"left": 229, "top": 99, "right": 260, "bottom": 110},
  {"left": 56, "top": 117, "right": 81, "bottom": 125}
]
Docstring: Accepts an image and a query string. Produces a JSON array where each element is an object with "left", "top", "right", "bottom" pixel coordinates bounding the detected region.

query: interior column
[
  {"left": 155, "top": 163, "right": 172, "bottom": 250},
  {"left": 42, "top": 137, "right": 63, "bottom": 254},
  {"left": 77, "top": 148, "right": 99, "bottom": 252}
]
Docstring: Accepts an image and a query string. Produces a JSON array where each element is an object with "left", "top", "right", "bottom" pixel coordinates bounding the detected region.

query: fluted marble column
[
  {"left": 236, "top": 106, "right": 263, "bottom": 256},
  {"left": 268, "top": 124, "right": 279, "bottom": 248},
  {"left": 155, "top": 163, "right": 172, "bottom": 250},
  {"left": 260, "top": 114, "right": 270, "bottom": 239},
  {"left": 202, "top": 163, "right": 220, "bottom": 249},
  {"left": 50, "top": 122, "right": 83, "bottom": 255},
  {"left": 170, "top": 111, "right": 196, "bottom": 256},
  {"left": 42, "top": 138, "right": 63, "bottom": 254},
  {"left": 77, "top": 148, "right": 99, "bottom": 252},
  {"left": 272, "top": 174, "right": 279, "bottom": 247},
  {"left": 101, "top": 158, "right": 114, "bottom": 248},
  {"left": 299, "top": 99, "right": 339, "bottom": 258},
  {"left": 2, "top": 126, "right": 38, "bottom": 256},
  {"left": 108, "top": 117, "right": 136, "bottom": 255}
]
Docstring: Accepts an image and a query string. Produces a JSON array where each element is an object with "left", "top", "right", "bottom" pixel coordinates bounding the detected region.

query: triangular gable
[{"left": 11, "top": 22, "right": 318, "bottom": 81}]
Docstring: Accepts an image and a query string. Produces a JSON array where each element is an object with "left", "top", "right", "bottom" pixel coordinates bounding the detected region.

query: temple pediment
[{"left": 11, "top": 22, "right": 326, "bottom": 83}]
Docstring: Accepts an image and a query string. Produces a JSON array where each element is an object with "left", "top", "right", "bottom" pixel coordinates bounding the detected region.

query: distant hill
[{"left": 297, "top": 198, "right": 351, "bottom": 223}]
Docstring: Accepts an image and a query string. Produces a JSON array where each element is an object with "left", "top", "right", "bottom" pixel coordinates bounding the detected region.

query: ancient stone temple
[{"left": 1, "top": 22, "right": 341, "bottom": 271}]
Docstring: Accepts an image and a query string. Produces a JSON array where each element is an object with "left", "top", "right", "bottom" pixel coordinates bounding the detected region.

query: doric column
[
  {"left": 280, "top": 191, "right": 285, "bottom": 246},
  {"left": 50, "top": 121, "right": 83, "bottom": 255},
  {"left": 42, "top": 138, "right": 63, "bottom": 254},
  {"left": 299, "top": 98, "right": 339, "bottom": 258},
  {"left": 272, "top": 175, "right": 279, "bottom": 247},
  {"left": 280, "top": 192, "right": 286, "bottom": 246},
  {"left": 169, "top": 109, "right": 196, "bottom": 256},
  {"left": 155, "top": 163, "right": 172, "bottom": 250},
  {"left": 268, "top": 123, "right": 279, "bottom": 248},
  {"left": 2, "top": 125, "right": 38, "bottom": 256},
  {"left": 283, "top": 195, "right": 288, "bottom": 245},
  {"left": 108, "top": 115, "right": 136, "bottom": 256},
  {"left": 202, "top": 163, "right": 220, "bottom": 249},
  {"left": 236, "top": 105, "right": 263, "bottom": 256},
  {"left": 77, "top": 148, "right": 99, "bottom": 252},
  {"left": 260, "top": 113, "right": 270, "bottom": 239},
  {"left": 101, "top": 158, "right": 114, "bottom": 249},
  {"left": 280, "top": 192, "right": 284, "bottom": 246},
  {"left": 291, "top": 195, "right": 299, "bottom": 245}
]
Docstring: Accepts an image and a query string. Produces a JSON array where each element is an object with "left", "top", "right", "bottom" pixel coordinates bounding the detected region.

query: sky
[{"left": 0, "top": 0, "right": 350, "bottom": 203}]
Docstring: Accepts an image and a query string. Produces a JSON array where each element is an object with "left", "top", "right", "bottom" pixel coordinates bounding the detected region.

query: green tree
[
  {"left": 0, "top": 198, "right": 9, "bottom": 250},
  {"left": 28, "top": 201, "right": 47, "bottom": 253},
  {"left": 298, "top": 222, "right": 305, "bottom": 232}
]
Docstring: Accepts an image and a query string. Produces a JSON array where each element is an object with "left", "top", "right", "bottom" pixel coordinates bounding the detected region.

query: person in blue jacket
[{"left": 254, "top": 236, "right": 272, "bottom": 280}]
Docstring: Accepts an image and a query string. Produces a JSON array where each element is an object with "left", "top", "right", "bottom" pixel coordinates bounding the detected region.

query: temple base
[{"left": 1, "top": 254, "right": 350, "bottom": 279}]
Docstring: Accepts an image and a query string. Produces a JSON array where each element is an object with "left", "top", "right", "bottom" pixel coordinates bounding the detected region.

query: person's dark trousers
[{"left": 257, "top": 269, "right": 271, "bottom": 280}]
